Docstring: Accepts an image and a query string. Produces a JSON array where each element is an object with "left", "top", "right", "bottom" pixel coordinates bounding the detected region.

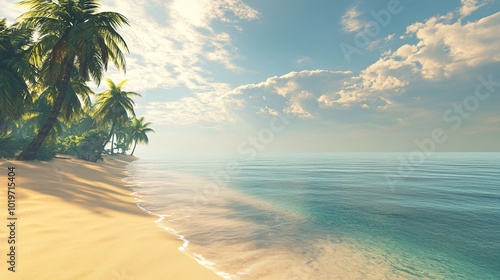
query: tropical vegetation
[
  {"left": 93, "top": 79, "right": 140, "bottom": 155},
  {"left": 0, "top": 0, "right": 154, "bottom": 161}
]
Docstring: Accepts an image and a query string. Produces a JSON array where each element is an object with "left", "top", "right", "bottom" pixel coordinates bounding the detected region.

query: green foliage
[
  {"left": 20, "top": 94, "right": 66, "bottom": 140},
  {"left": 18, "top": 0, "right": 130, "bottom": 86},
  {"left": 3, "top": 2, "right": 151, "bottom": 161},
  {"left": 129, "top": 116, "right": 154, "bottom": 155},
  {"left": 0, "top": 132, "right": 31, "bottom": 159},
  {"left": 0, "top": 132, "right": 56, "bottom": 161},
  {"left": 114, "top": 119, "right": 132, "bottom": 154},
  {"left": 0, "top": 18, "right": 35, "bottom": 124},
  {"left": 94, "top": 79, "right": 140, "bottom": 155},
  {"left": 94, "top": 79, "right": 140, "bottom": 124},
  {"left": 58, "top": 135, "right": 81, "bottom": 155},
  {"left": 38, "top": 73, "right": 94, "bottom": 122},
  {"left": 61, "top": 108, "right": 97, "bottom": 137},
  {"left": 60, "top": 130, "right": 106, "bottom": 162},
  {"left": 114, "top": 142, "right": 129, "bottom": 154},
  {"left": 15, "top": 0, "right": 130, "bottom": 160},
  {"left": 0, "top": 134, "right": 18, "bottom": 158}
]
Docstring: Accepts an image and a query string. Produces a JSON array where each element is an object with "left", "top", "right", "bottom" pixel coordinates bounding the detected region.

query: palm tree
[
  {"left": 45, "top": 73, "right": 94, "bottom": 122},
  {"left": 112, "top": 119, "right": 129, "bottom": 154},
  {"left": 93, "top": 79, "right": 140, "bottom": 155},
  {"left": 20, "top": 94, "right": 66, "bottom": 141},
  {"left": 20, "top": 74, "right": 93, "bottom": 141},
  {"left": 0, "top": 18, "right": 35, "bottom": 132},
  {"left": 15, "top": 0, "right": 129, "bottom": 160},
  {"left": 129, "top": 116, "right": 154, "bottom": 156}
]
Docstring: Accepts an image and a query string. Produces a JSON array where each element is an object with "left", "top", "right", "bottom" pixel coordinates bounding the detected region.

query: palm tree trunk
[
  {"left": 110, "top": 131, "right": 115, "bottom": 155},
  {"left": 131, "top": 140, "right": 137, "bottom": 156},
  {"left": 16, "top": 61, "right": 74, "bottom": 160},
  {"left": 103, "top": 122, "right": 115, "bottom": 151}
]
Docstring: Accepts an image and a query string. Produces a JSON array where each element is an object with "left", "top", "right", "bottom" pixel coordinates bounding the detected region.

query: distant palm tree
[
  {"left": 114, "top": 119, "right": 132, "bottom": 154},
  {"left": 94, "top": 79, "right": 140, "bottom": 155},
  {"left": 16, "top": 0, "right": 129, "bottom": 160},
  {"left": 0, "top": 18, "right": 35, "bottom": 132},
  {"left": 129, "top": 117, "right": 154, "bottom": 156}
]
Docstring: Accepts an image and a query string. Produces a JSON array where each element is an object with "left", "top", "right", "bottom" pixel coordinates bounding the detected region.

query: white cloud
[
  {"left": 154, "top": 7, "right": 500, "bottom": 125},
  {"left": 233, "top": 70, "right": 353, "bottom": 119},
  {"left": 170, "top": 0, "right": 259, "bottom": 29},
  {"left": 1, "top": 0, "right": 260, "bottom": 128},
  {"left": 283, "top": 91, "right": 314, "bottom": 118},
  {"left": 0, "top": 0, "right": 25, "bottom": 24},
  {"left": 96, "top": 0, "right": 258, "bottom": 92},
  {"left": 404, "top": 12, "right": 500, "bottom": 80},
  {"left": 87, "top": 0, "right": 259, "bottom": 126},
  {"left": 233, "top": 70, "right": 352, "bottom": 94},
  {"left": 385, "top": 34, "right": 395, "bottom": 42},
  {"left": 0, "top": 0, "right": 257, "bottom": 126},
  {"left": 144, "top": 83, "right": 243, "bottom": 126},
  {"left": 296, "top": 56, "right": 313, "bottom": 65},
  {"left": 320, "top": 12, "right": 500, "bottom": 108},
  {"left": 3, "top": 0, "right": 498, "bottom": 130},
  {"left": 341, "top": 6, "right": 366, "bottom": 33},
  {"left": 326, "top": 11, "right": 500, "bottom": 106},
  {"left": 459, "top": 0, "right": 490, "bottom": 17},
  {"left": 318, "top": 90, "right": 356, "bottom": 107},
  {"left": 275, "top": 81, "right": 298, "bottom": 97},
  {"left": 317, "top": 57, "right": 411, "bottom": 108},
  {"left": 257, "top": 107, "right": 279, "bottom": 116},
  {"left": 171, "top": 0, "right": 207, "bottom": 27}
]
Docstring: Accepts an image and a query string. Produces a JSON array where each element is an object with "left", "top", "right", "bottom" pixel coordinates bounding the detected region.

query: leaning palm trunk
[
  {"left": 130, "top": 140, "right": 137, "bottom": 156},
  {"left": 16, "top": 61, "right": 74, "bottom": 160},
  {"left": 103, "top": 122, "right": 116, "bottom": 155},
  {"left": 110, "top": 130, "right": 115, "bottom": 155}
]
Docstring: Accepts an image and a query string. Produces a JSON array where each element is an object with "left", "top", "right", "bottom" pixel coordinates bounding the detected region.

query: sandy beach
[{"left": 0, "top": 155, "right": 220, "bottom": 280}]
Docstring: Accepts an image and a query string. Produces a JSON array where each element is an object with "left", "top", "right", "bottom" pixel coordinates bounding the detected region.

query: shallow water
[{"left": 126, "top": 153, "right": 500, "bottom": 279}]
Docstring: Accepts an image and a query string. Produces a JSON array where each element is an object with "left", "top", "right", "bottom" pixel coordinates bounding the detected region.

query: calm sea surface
[{"left": 125, "top": 153, "right": 500, "bottom": 279}]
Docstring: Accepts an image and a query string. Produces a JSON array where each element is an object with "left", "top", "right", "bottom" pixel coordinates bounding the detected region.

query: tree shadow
[{"left": 13, "top": 155, "right": 146, "bottom": 217}]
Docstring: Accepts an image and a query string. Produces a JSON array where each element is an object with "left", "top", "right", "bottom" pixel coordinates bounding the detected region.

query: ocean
[{"left": 125, "top": 153, "right": 500, "bottom": 279}]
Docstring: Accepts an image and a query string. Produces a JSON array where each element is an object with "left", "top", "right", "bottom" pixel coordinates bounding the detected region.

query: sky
[{"left": 2, "top": 0, "right": 500, "bottom": 156}]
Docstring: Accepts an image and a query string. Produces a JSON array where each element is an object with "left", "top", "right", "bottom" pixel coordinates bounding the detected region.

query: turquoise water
[{"left": 126, "top": 153, "right": 500, "bottom": 279}]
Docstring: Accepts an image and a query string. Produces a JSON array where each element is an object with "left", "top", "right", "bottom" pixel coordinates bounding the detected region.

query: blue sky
[{"left": 2, "top": 0, "right": 500, "bottom": 156}]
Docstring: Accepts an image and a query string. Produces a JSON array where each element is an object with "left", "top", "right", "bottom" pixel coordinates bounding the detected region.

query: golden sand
[{"left": 0, "top": 155, "right": 220, "bottom": 280}]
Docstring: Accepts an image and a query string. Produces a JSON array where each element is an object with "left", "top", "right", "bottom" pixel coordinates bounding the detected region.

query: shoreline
[{"left": 0, "top": 155, "right": 220, "bottom": 279}]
